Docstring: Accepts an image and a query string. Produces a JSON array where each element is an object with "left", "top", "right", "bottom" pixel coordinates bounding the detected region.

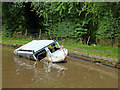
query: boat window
[
  {"left": 18, "top": 49, "right": 34, "bottom": 52},
  {"left": 48, "top": 43, "right": 60, "bottom": 53},
  {"left": 35, "top": 49, "right": 46, "bottom": 60}
]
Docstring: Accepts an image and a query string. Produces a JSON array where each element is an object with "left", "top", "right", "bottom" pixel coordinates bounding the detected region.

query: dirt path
[
  {"left": 65, "top": 46, "right": 119, "bottom": 68},
  {"left": 65, "top": 46, "right": 119, "bottom": 55},
  {"left": 68, "top": 50, "right": 119, "bottom": 69}
]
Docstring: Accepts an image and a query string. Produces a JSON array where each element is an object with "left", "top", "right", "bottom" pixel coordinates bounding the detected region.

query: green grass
[
  {"left": 1, "top": 37, "right": 33, "bottom": 45},
  {"left": 1, "top": 36, "right": 119, "bottom": 60},
  {"left": 67, "top": 48, "right": 118, "bottom": 60},
  {"left": 2, "top": 37, "right": 33, "bottom": 41},
  {"left": 60, "top": 40, "right": 118, "bottom": 53}
]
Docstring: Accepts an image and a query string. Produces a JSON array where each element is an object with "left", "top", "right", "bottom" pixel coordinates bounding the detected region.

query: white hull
[{"left": 14, "top": 40, "right": 68, "bottom": 63}]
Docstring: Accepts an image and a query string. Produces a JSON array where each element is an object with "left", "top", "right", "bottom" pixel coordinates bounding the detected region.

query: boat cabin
[{"left": 14, "top": 40, "right": 68, "bottom": 62}]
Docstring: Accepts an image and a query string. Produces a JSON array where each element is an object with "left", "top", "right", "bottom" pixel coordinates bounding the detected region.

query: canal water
[{"left": 2, "top": 46, "right": 118, "bottom": 88}]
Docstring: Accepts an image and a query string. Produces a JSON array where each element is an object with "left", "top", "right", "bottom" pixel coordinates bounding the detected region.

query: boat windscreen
[{"left": 48, "top": 43, "right": 60, "bottom": 53}]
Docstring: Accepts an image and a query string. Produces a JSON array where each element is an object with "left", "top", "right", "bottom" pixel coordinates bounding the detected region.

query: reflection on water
[
  {"left": 2, "top": 46, "right": 118, "bottom": 88},
  {"left": 14, "top": 56, "right": 67, "bottom": 83}
]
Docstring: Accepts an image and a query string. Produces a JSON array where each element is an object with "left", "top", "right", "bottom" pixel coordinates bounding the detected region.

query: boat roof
[{"left": 18, "top": 40, "right": 55, "bottom": 52}]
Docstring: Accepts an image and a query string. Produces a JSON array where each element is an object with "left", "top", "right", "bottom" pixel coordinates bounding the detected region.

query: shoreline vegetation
[
  {"left": 1, "top": 36, "right": 119, "bottom": 69},
  {"left": 2, "top": 2, "right": 120, "bottom": 69}
]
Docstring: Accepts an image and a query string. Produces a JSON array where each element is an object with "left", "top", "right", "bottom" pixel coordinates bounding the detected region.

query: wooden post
[
  {"left": 38, "top": 29, "right": 41, "bottom": 39},
  {"left": 87, "top": 36, "right": 90, "bottom": 45}
]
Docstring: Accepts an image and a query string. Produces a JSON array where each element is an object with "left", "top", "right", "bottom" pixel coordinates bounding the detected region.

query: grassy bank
[
  {"left": 61, "top": 40, "right": 118, "bottom": 53},
  {"left": 1, "top": 37, "right": 119, "bottom": 60}
]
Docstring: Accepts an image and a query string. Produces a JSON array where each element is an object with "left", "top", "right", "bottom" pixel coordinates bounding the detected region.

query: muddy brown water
[{"left": 2, "top": 46, "right": 118, "bottom": 88}]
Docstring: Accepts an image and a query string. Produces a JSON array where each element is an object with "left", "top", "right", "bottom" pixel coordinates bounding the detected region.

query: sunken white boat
[{"left": 14, "top": 40, "right": 68, "bottom": 63}]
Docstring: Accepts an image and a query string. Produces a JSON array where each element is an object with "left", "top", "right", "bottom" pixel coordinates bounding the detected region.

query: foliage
[
  {"left": 2, "top": 2, "right": 25, "bottom": 36},
  {"left": 46, "top": 19, "right": 76, "bottom": 40},
  {"left": 2, "top": 2, "right": 120, "bottom": 46}
]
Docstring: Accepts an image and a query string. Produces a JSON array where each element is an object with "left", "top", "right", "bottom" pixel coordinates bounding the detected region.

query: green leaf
[
  {"left": 68, "top": 6, "right": 73, "bottom": 14},
  {"left": 59, "top": 9, "right": 62, "bottom": 16}
]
